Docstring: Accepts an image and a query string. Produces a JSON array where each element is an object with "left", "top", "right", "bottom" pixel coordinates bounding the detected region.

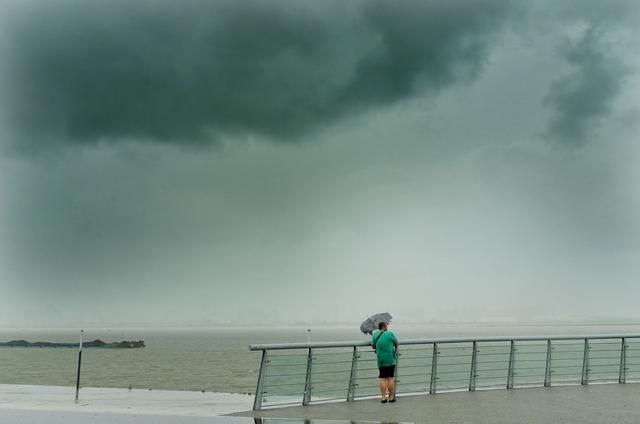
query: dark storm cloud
[
  {"left": 0, "top": 0, "right": 515, "bottom": 150},
  {"left": 541, "top": 0, "right": 638, "bottom": 145},
  {"left": 542, "top": 27, "right": 629, "bottom": 145}
]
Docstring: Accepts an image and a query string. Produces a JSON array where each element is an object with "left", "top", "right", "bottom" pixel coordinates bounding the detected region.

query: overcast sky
[{"left": 0, "top": 0, "right": 639, "bottom": 327}]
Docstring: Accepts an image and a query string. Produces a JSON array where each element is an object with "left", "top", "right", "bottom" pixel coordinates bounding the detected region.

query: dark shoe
[
  {"left": 381, "top": 399, "right": 388, "bottom": 403},
  {"left": 389, "top": 399, "right": 396, "bottom": 403}
]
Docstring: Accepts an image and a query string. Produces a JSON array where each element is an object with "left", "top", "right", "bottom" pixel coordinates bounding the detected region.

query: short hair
[{"left": 378, "top": 322, "right": 387, "bottom": 330}]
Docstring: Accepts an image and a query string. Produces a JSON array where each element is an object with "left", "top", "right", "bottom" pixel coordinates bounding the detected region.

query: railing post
[
  {"left": 429, "top": 342, "right": 438, "bottom": 394},
  {"left": 507, "top": 340, "right": 515, "bottom": 389},
  {"left": 75, "top": 330, "right": 83, "bottom": 403},
  {"left": 393, "top": 345, "right": 399, "bottom": 399},
  {"left": 544, "top": 339, "right": 552, "bottom": 387},
  {"left": 469, "top": 341, "right": 477, "bottom": 392},
  {"left": 347, "top": 346, "right": 358, "bottom": 401},
  {"left": 581, "top": 338, "right": 590, "bottom": 385},
  {"left": 619, "top": 337, "right": 626, "bottom": 384},
  {"left": 302, "top": 347, "right": 313, "bottom": 406},
  {"left": 253, "top": 349, "right": 268, "bottom": 411}
]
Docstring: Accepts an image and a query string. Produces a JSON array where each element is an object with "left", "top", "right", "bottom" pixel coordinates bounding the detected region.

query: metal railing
[{"left": 249, "top": 334, "right": 640, "bottom": 410}]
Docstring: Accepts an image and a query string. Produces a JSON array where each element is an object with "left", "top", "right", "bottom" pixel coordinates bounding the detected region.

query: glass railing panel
[
  {"left": 261, "top": 349, "right": 308, "bottom": 407},
  {"left": 396, "top": 344, "right": 432, "bottom": 395},
  {"left": 435, "top": 342, "right": 473, "bottom": 391},
  {"left": 625, "top": 338, "right": 640, "bottom": 382},
  {"left": 588, "top": 339, "right": 622, "bottom": 383},
  {"left": 475, "top": 341, "right": 510, "bottom": 389},
  {"left": 355, "top": 346, "right": 380, "bottom": 397},
  {"left": 512, "top": 340, "right": 547, "bottom": 387},
  {"left": 352, "top": 348, "right": 379, "bottom": 397},
  {"left": 309, "top": 347, "right": 353, "bottom": 402},
  {"left": 549, "top": 340, "right": 583, "bottom": 385}
]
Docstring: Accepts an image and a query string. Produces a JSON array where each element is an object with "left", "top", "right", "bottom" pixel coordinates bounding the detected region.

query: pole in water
[
  {"left": 307, "top": 329, "right": 311, "bottom": 344},
  {"left": 75, "top": 329, "right": 83, "bottom": 403}
]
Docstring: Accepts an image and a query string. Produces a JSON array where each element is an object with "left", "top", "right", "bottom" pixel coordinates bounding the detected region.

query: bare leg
[
  {"left": 387, "top": 377, "right": 395, "bottom": 400},
  {"left": 379, "top": 378, "right": 387, "bottom": 400}
]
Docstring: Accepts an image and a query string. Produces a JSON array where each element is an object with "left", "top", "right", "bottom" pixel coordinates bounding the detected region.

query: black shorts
[{"left": 378, "top": 365, "right": 395, "bottom": 378}]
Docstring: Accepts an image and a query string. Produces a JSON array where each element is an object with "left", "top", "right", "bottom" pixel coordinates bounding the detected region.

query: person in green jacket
[{"left": 371, "top": 321, "right": 398, "bottom": 403}]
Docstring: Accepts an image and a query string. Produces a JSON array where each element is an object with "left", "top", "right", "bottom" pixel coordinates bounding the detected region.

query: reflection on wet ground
[{"left": 1, "top": 410, "right": 403, "bottom": 424}]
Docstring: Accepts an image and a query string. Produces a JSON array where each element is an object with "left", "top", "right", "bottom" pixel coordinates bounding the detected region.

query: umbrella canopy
[{"left": 360, "top": 312, "right": 393, "bottom": 335}]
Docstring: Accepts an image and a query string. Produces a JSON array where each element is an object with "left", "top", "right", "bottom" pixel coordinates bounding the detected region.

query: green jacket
[{"left": 371, "top": 330, "right": 398, "bottom": 367}]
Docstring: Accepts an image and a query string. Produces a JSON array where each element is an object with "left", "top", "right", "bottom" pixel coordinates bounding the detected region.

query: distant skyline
[{"left": 1, "top": 0, "right": 639, "bottom": 327}]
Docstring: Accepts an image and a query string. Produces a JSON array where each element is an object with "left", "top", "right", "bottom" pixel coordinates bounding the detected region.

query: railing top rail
[{"left": 249, "top": 334, "right": 640, "bottom": 351}]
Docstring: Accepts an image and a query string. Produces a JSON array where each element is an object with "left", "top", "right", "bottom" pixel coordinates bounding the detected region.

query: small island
[{"left": 0, "top": 339, "right": 145, "bottom": 348}]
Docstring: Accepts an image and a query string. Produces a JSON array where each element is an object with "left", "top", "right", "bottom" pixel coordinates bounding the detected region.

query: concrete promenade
[
  {"left": 235, "top": 383, "right": 640, "bottom": 424},
  {"left": 2, "top": 383, "right": 640, "bottom": 423},
  {"left": 0, "top": 384, "right": 253, "bottom": 419}
]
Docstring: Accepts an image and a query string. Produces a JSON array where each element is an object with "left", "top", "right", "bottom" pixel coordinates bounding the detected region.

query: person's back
[
  {"left": 372, "top": 329, "right": 398, "bottom": 367},
  {"left": 371, "top": 322, "right": 398, "bottom": 402}
]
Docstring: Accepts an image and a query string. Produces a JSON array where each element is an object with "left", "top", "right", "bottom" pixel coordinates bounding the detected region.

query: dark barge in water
[{"left": 0, "top": 339, "right": 145, "bottom": 348}]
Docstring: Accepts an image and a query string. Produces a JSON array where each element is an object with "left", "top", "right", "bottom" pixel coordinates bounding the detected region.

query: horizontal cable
[
  {"left": 354, "top": 392, "right": 381, "bottom": 397},
  {"left": 397, "top": 373, "right": 431, "bottom": 379},
  {"left": 397, "top": 385, "right": 428, "bottom": 391},
  {"left": 515, "top": 343, "right": 548, "bottom": 346},
  {"left": 311, "top": 369, "right": 351, "bottom": 375},
  {"left": 437, "top": 378, "right": 470, "bottom": 384},
  {"left": 436, "top": 370, "right": 469, "bottom": 375},
  {"left": 310, "top": 398, "right": 344, "bottom": 403},
  {"left": 437, "top": 353, "right": 473, "bottom": 358},
  {"left": 268, "top": 352, "right": 309, "bottom": 357},
  {"left": 311, "top": 387, "right": 347, "bottom": 394},
  {"left": 264, "top": 382, "right": 306, "bottom": 388},
  {"left": 266, "top": 363, "right": 308, "bottom": 368},
  {"left": 312, "top": 360, "right": 354, "bottom": 365},
  {"left": 400, "top": 355, "right": 433, "bottom": 360},
  {"left": 262, "top": 391, "right": 304, "bottom": 397},
  {"left": 399, "top": 364, "right": 430, "bottom": 369},
  {"left": 513, "top": 366, "right": 546, "bottom": 371},
  {"left": 310, "top": 397, "right": 345, "bottom": 403},
  {"left": 438, "top": 345, "right": 473, "bottom": 349},
  {"left": 312, "top": 379, "right": 350, "bottom": 385},
  {"left": 265, "top": 372, "right": 307, "bottom": 377}
]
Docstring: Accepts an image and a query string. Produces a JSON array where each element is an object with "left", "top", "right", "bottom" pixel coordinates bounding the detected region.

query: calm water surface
[{"left": 1, "top": 324, "right": 639, "bottom": 394}]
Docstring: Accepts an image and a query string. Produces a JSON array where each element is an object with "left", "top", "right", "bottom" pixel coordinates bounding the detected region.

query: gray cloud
[
  {"left": 542, "top": 27, "right": 629, "bottom": 144},
  {"left": 539, "top": 0, "right": 639, "bottom": 144},
  {"left": 0, "top": 0, "right": 514, "bottom": 151}
]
